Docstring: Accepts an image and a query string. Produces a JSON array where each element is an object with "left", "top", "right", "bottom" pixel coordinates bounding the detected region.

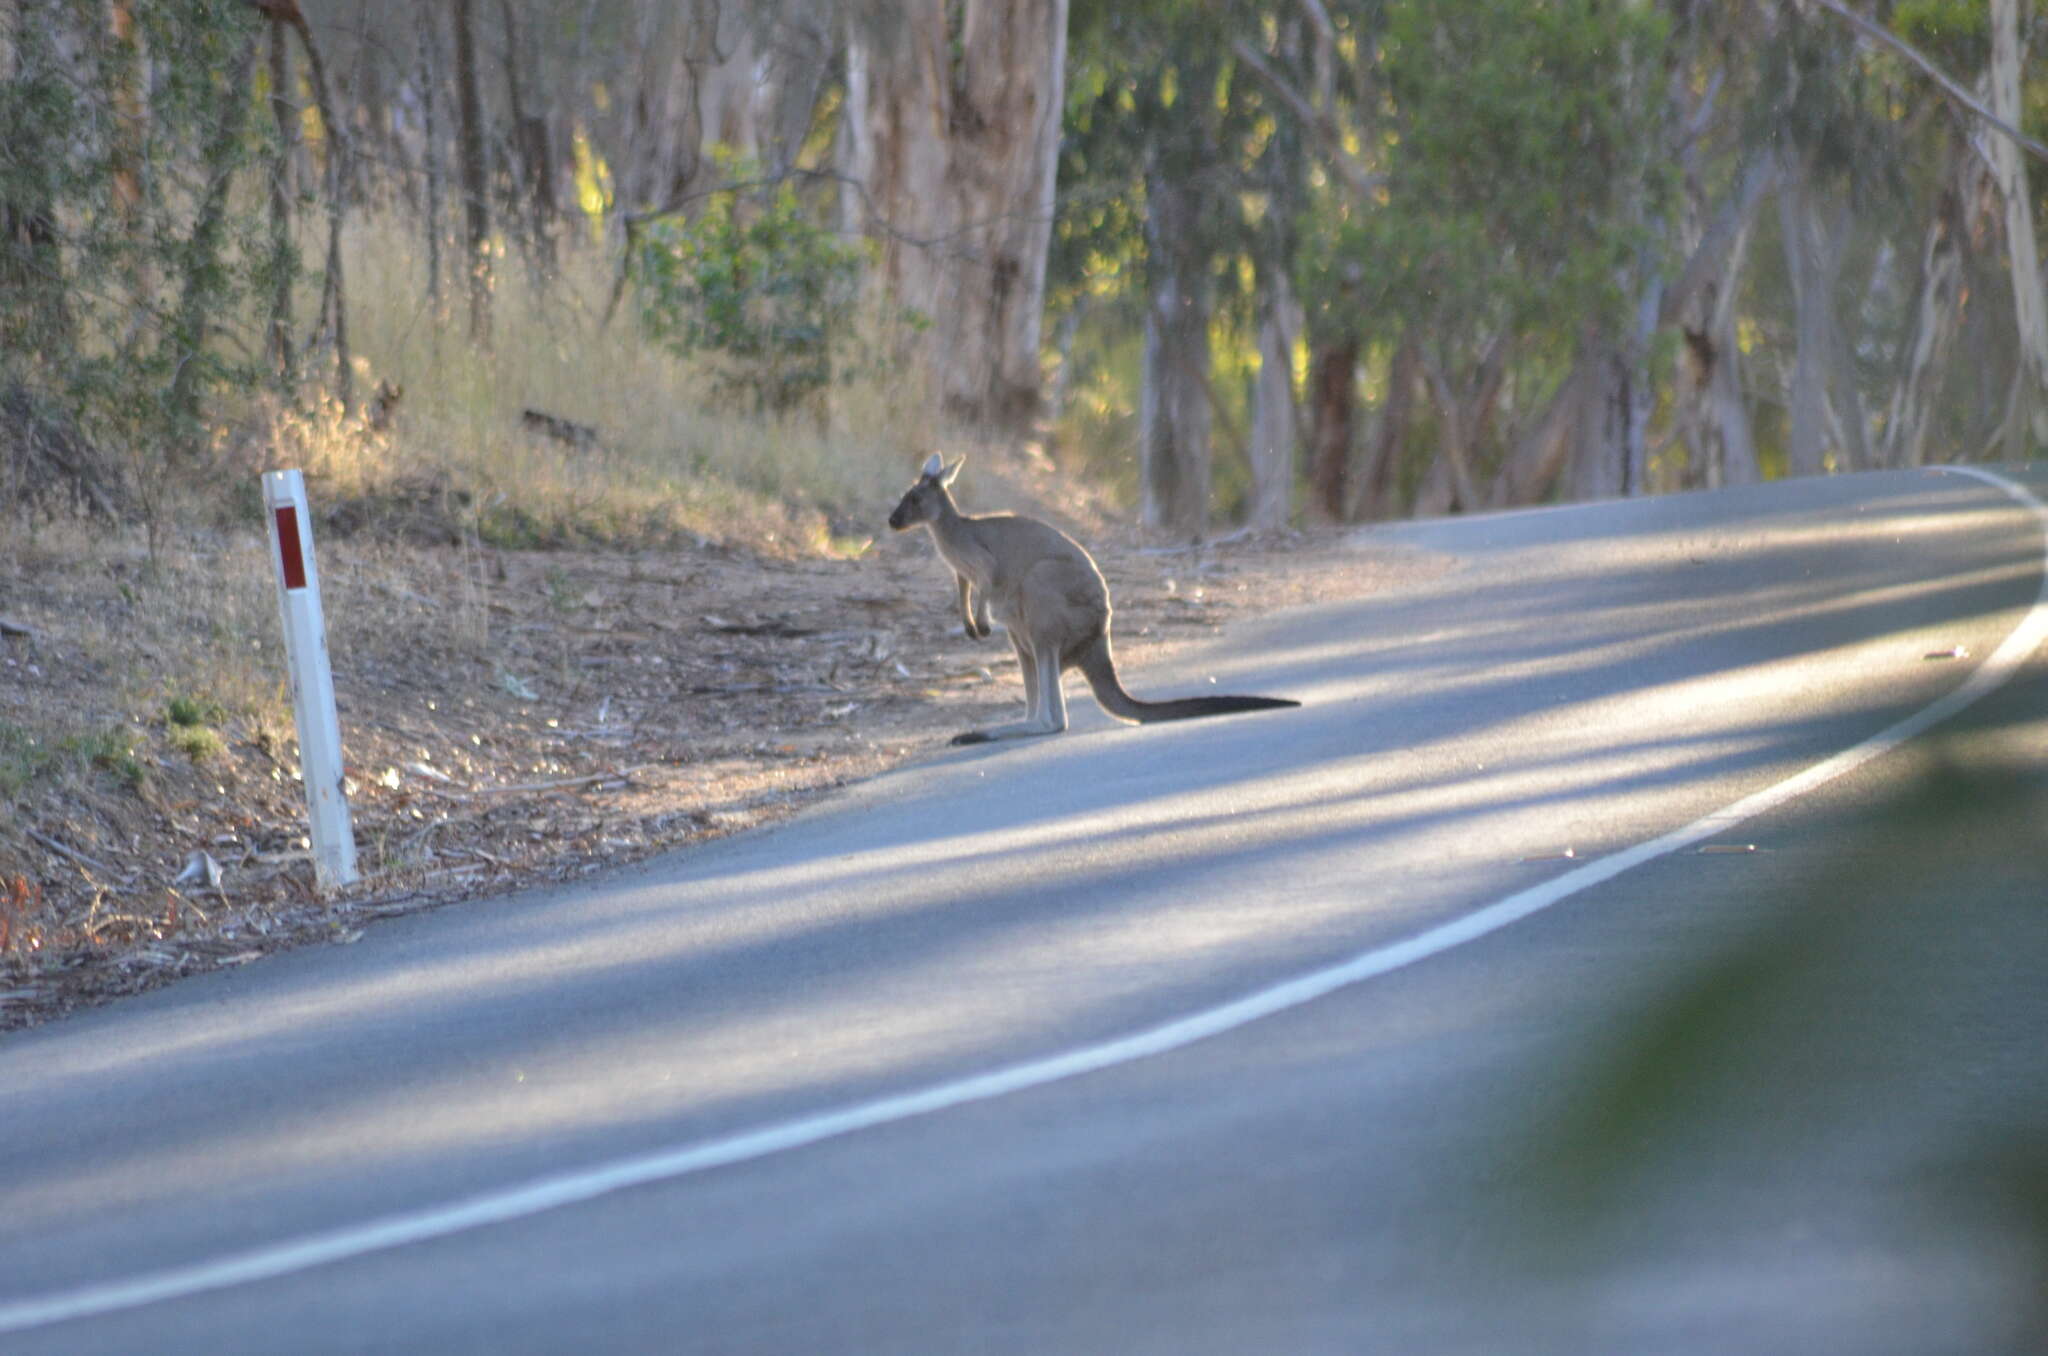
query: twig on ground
[{"left": 27, "top": 830, "right": 118, "bottom": 878}]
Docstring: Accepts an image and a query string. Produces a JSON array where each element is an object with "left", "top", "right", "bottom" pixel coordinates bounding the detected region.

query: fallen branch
[
  {"left": 27, "top": 829, "right": 117, "bottom": 878},
  {"left": 440, "top": 764, "right": 657, "bottom": 799}
]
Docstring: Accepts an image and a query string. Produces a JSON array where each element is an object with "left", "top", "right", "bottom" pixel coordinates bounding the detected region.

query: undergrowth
[{"left": 306, "top": 214, "right": 937, "bottom": 552}]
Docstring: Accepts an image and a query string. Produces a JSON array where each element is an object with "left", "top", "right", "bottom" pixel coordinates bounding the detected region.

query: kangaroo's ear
[
  {"left": 920, "top": 452, "right": 946, "bottom": 480},
  {"left": 939, "top": 456, "right": 964, "bottom": 486}
]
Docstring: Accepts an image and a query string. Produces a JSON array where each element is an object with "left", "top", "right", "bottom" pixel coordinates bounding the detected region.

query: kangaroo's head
[{"left": 888, "top": 453, "right": 963, "bottom": 531}]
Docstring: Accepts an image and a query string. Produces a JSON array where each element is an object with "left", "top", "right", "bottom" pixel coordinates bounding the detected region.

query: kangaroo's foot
[{"left": 950, "top": 718, "right": 1064, "bottom": 745}]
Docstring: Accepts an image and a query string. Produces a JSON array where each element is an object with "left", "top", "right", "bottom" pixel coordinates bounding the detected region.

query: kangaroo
[{"left": 888, "top": 453, "right": 1300, "bottom": 744}]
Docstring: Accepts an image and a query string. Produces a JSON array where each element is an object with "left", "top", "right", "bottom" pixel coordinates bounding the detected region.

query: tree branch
[
  {"left": 1808, "top": 0, "right": 2048, "bottom": 163},
  {"left": 1659, "top": 154, "right": 1777, "bottom": 329},
  {"left": 1230, "top": 37, "right": 1383, "bottom": 200}
]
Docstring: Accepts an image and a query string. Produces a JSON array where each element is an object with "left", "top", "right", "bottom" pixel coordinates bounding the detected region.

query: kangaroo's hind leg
[{"left": 952, "top": 635, "right": 1068, "bottom": 744}]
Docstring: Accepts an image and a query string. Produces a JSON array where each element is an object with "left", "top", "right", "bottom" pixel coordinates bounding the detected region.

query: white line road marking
[{"left": 4, "top": 468, "right": 2044, "bottom": 1336}]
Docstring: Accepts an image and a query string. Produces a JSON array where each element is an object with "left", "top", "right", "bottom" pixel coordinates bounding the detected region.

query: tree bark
[
  {"left": 496, "top": 0, "right": 553, "bottom": 272},
  {"left": 1883, "top": 136, "right": 1992, "bottom": 467},
  {"left": 1571, "top": 331, "right": 1651, "bottom": 501},
  {"left": 751, "top": 4, "right": 833, "bottom": 178},
  {"left": 164, "top": 26, "right": 265, "bottom": 450},
  {"left": 1672, "top": 216, "right": 1760, "bottom": 488},
  {"left": 1570, "top": 237, "right": 1662, "bottom": 501},
  {"left": 1138, "top": 169, "right": 1211, "bottom": 537},
  {"left": 0, "top": 11, "right": 75, "bottom": 354},
  {"left": 1775, "top": 142, "right": 1881, "bottom": 479},
  {"left": 281, "top": 3, "right": 352, "bottom": 409},
  {"left": 1353, "top": 337, "right": 1418, "bottom": 520},
  {"left": 266, "top": 18, "right": 296, "bottom": 383},
  {"left": 650, "top": 4, "right": 832, "bottom": 196},
  {"left": 417, "top": 9, "right": 445, "bottom": 309},
  {"left": 622, "top": 17, "right": 699, "bottom": 211},
  {"left": 1776, "top": 152, "right": 1839, "bottom": 477},
  {"left": 1986, "top": 0, "right": 2048, "bottom": 455},
  {"left": 1415, "top": 348, "right": 1504, "bottom": 515},
  {"left": 1485, "top": 366, "right": 1582, "bottom": 508},
  {"left": 840, "top": 0, "right": 1068, "bottom": 430},
  {"left": 1306, "top": 339, "right": 1357, "bottom": 521},
  {"left": 1246, "top": 264, "right": 1302, "bottom": 531},
  {"left": 452, "top": 0, "right": 492, "bottom": 345},
  {"left": 1666, "top": 156, "right": 1772, "bottom": 487}
]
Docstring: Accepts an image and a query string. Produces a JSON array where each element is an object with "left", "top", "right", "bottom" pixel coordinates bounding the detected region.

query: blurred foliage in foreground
[{"left": 1508, "top": 745, "right": 2047, "bottom": 1345}]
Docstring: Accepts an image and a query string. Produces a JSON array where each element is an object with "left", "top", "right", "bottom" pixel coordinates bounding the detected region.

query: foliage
[
  {"left": 630, "top": 158, "right": 877, "bottom": 415},
  {"left": 1304, "top": 0, "right": 1672, "bottom": 348},
  {"left": 1890, "top": 0, "right": 1990, "bottom": 75},
  {"left": 0, "top": 0, "right": 288, "bottom": 472},
  {"left": 0, "top": 720, "right": 145, "bottom": 798},
  {"left": 1748, "top": 0, "right": 1909, "bottom": 207},
  {"left": 1509, "top": 755, "right": 2048, "bottom": 1334}
]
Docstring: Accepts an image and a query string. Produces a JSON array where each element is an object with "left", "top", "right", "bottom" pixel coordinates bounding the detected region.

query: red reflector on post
[{"left": 274, "top": 505, "right": 307, "bottom": 590}]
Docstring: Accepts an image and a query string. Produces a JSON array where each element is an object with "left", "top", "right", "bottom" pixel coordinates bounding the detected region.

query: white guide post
[{"left": 261, "top": 469, "right": 359, "bottom": 891}]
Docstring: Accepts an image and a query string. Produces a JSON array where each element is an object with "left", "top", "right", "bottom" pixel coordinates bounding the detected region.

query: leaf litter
[{"left": 1, "top": 517, "right": 1426, "bottom": 1032}]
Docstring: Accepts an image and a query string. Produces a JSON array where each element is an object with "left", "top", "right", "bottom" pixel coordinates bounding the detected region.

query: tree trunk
[
  {"left": 1672, "top": 216, "right": 1760, "bottom": 488},
  {"left": 692, "top": 5, "right": 767, "bottom": 165},
  {"left": 841, "top": 0, "right": 1068, "bottom": 430},
  {"left": 417, "top": 9, "right": 444, "bottom": 310},
  {"left": 283, "top": 6, "right": 352, "bottom": 409},
  {"left": 1306, "top": 339, "right": 1357, "bottom": 521},
  {"left": 164, "top": 25, "right": 265, "bottom": 451},
  {"left": 673, "top": 4, "right": 832, "bottom": 193},
  {"left": 452, "top": 0, "right": 492, "bottom": 345},
  {"left": 1667, "top": 159, "right": 1771, "bottom": 488},
  {"left": 266, "top": 18, "right": 296, "bottom": 383},
  {"left": 0, "top": 11, "right": 75, "bottom": 355},
  {"left": 1353, "top": 337, "right": 1418, "bottom": 520},
  {"left": 1986, "top": 0, "right": 2048, "bottom": 455},
  {"left": 1883, "top": 139, "right": 1992, "bottom": 467},
  {"left": 1777, "top": 151, "right": 1858, "bottom": 477},
  {"left": 1139, "top": 170, "right": 1211, "bottom": 537},
  {"left": 495, "top": 0, "right": 553, "bottom": 273},
  {"left": 1700, "top": 294, "right": 1760, "bottom": 485},
  {"left": 1486, "top": 365, "right": 1583, "bottom": 508},
  {"left": 1246, "top": 265, "right": 1302, "bottom": 531},
  {"left": 1571, "top": 241, "right": 1662, "bottom": 501},
  {"left": 1415, "top": 352, "right": 1499, "bottom": 516},
  {"left": 1572, "top": 333, "right": 1649, "bottom": 501},
  {"left": 623, "top": 20, "right": 699, "bottom": 210},
  {"left": 106, "top": 0, "right": 147, "bottom": 340},
  {"left": 752, "top": 5, "right": 834, "bottom": 178}
]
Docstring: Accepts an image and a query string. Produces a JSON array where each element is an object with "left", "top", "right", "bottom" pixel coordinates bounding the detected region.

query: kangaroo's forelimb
[{"left": 958, "top": 574, "right": 991, "bottom": 640}]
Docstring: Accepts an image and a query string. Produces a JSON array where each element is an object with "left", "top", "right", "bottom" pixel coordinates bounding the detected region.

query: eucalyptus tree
[
  {"left": 1327, "top": 0, "right": 1669, "bottom": 510},
  {"left": 1057, "top": 0, "right": 1301, "bottom": 536},
  {"left": 1984, "top": 0, "right": 2048, "bottom": 456},
  {"left": 838, "top": 0, "right": 1070, "bottom": 432},
  {"left": 1873, "top": 4, "right": 1994, "bottom": 469}
]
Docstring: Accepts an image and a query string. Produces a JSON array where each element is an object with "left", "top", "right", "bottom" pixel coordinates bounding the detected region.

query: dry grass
[
  {"left": 0, "top": 211, "right": 1432, "bottom": 1030},
  {"left": 319, "top": 217, "right": 936, "bottom": 551},
  {"left": 0, "top": 489, "right": 1420, "bottom": 1030}
]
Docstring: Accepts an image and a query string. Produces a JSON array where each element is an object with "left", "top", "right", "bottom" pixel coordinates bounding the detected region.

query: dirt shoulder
[{"left": 1, "top": 503, "right": 1429, "bottom": 1033}]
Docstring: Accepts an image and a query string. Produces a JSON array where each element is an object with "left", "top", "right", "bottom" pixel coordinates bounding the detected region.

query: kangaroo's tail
[{"left": 1076, "top": 634, "right": 1300, "bottom": 725}]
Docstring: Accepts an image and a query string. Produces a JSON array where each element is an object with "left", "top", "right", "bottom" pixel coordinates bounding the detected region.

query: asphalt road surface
[{"left": 3, "top": 467, "right": 2045, "bottom": 1354}]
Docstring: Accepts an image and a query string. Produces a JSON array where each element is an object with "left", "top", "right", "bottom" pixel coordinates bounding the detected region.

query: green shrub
[
  {"left": 630, "top": 155, "right": 871, "bottom": 415},
  {"left": 168, "top": 724, "right": 226, "bottom": 763},
  {"left": 165, "top": 694, "right": 227, "bottom": 728}
]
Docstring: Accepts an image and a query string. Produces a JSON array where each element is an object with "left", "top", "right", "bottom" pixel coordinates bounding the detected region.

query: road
[{"left": 2, "top": 467, "right": 2045, "bottom": 1354}]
